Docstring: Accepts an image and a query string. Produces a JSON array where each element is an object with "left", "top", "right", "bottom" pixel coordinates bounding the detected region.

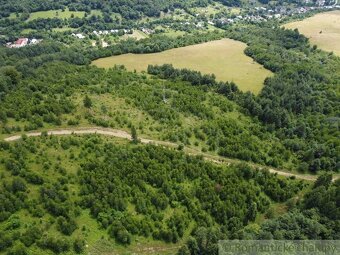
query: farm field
[
  {"left": 52, "top": 27, "right": 76, "bottom": 32},
  {"left": 122, "top": 30, "right": 148, "bottom": 40},
  {"left": 284, "top": 10, "right": 340, "bottom": 55},
  {"left": 27, "top": 8, "right": 85, "bottom": 21},
  {"left": 190, "top": 3, "right": 225, "bottom": 15},
  {"left": 92, "top": 39, "right": 272, "bottom": 94}
]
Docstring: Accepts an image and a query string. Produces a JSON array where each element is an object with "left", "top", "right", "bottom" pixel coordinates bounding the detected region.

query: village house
[
  {"left": 141, "top": 28, "right": 155, "bottom": 35},
  {"left": 12, "top": 38, "right": 28, "bottom": 48},
  {"left": 5, "top": 38, "right": 42, "bottom": 48},
  {"left": 72, "top": 33, "right": 85, "bottom": 39}
]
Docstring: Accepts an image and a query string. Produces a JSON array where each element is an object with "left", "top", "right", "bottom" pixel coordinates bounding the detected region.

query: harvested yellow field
[
  {"left": 92, "top": 39, "right": 272, "bottom": 94},
  {"left": 284, "top": 10, "right": 340, "bottom": 55}
]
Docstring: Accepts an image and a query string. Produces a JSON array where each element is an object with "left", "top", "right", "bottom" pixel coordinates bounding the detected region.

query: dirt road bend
[{"left": 4, "top": 127, "right": 338, "bottom": 182}]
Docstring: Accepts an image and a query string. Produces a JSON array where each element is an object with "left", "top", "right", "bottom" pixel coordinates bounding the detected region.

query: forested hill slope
[
  {"left": 0, "top": 0, "right": 238, "bottom": 20},
  {"left": 0, "top": 2, "right": 339, "bottom": 252},
  {"left": 146, "top": 23, "right": 340, "bottom": 173},
  {"left": 0, "top": 22, "right": 339, "bottom": 173},
  {"left": 0, "top": 134, "right": 309, "bottom": 254},
  {"left": 0, "top": 134, "right": 338, "bottom": 254},
  {"left": 0, "top": 0, "right": 312, "bottom": 20},
  {"left": 226, "top": 24, "right": 340, "bottom": 173}
]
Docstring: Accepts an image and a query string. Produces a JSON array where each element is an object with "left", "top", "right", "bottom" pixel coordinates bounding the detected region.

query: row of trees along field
[
  {"left": 0, "top": 60, "right": 301, "bottom": 170},
  {"left": 146, "top": 23, "right": 340, "bottom": 173},
  {"left": 230, "top": 24, "right": 339, "bottom": 173},
  {"left": 0, "top": 61, "right": 280, "bottom": 165},
  {"left": 0, "top": 31, "right": 225, "bottom": 67}
]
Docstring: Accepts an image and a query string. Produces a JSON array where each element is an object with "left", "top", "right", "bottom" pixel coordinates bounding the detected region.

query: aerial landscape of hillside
[{"left": 0, "top": 0, "right": 339, "bottom": 254}]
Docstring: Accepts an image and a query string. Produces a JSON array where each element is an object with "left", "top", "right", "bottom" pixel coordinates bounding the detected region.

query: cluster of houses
[
  {"left": 8, "top": 2, "right": 339, "bottom": 48},
  {"left": 72, "top": 33, "right": 86, "bottom": 39},
  {"left": 5, "top": 38, "right": 42, "bottom": 48},
  {"left": 141, "top": 27, "right": 155, "bottom": 35},
  {"left": 71, "top": 27, "right": 155, "bottom": 40},
  {"left": 175, "top": 21, "right": 206, "bottom": 29},
  {"left": 93, "top": 29, "right": 132, "bottom": 36},
  {"left": 72, "top": 29, "right": 135, "bottom": 40},
  {"left": 211, "top": 4, "right": 340, "bottom": 25}
]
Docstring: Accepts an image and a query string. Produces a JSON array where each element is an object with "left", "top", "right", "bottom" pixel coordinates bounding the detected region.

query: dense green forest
[
  {"left": 0, "top": 60, "right": 295, "bottom": 169},
  {"left": 0, "top": 135, "right": 338, "bottom": 254},
  {"left": 0, "top": 1, "right": 339, "bottom": 253},
  {"left": 230, "top": 25, "right": 338, "bottom": 170},
  {"left": 228, "top": 25, "right": 339, "bottom": 173},
  {"left": 0, "top": 0, "right": 243, "bottom": 20},
  {"left": 146, "top": 26, "right": 340, "bottom": 172},
  {"left": 0, "top": 134, "right": 305, "bottom": 254},
  {"left": 258, "top": 174, "right": 340, "bottom": 240},
  {"left": 0, "top": 48, "right": 338, "bottom": 254}
]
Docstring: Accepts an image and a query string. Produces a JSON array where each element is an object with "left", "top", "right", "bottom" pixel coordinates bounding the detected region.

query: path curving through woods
[{"left": 3, "top": 127, "right": 339, "bottom": 182}]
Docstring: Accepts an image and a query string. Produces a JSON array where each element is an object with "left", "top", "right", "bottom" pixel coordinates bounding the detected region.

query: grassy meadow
[
  {"left": 92, "top": 39, "right": 272, "bottom": 94},
  {"left": 8, "top": 13, "right": 20, "bottom": 19},
  {"left": 89, "top": 10, "right": 103, "bottom": 17},
  {"left": 190, "top": 3, "right": 225, "bottom": 16},
  {"left": 52, "top": 27, "right": 76, "bottom": 32},
  {"left": 27, "top": 8, "right": 85, "bottom": 21},
  {"left": 122, "top": 30, "right": 148, "bottom": 40},
  {"left": 284, "top": 10, "right": 340, "bottom": 55}
]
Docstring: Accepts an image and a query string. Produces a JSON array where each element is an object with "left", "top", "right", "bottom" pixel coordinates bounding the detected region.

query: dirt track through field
[{"left": 4, "top": 127, "right": 338, "bottom": 182}]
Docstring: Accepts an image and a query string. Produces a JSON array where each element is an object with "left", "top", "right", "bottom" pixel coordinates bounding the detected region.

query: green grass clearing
[
  {"left": 27, "top": 8, "right": 85, "bottom": 21},
  {"left": 190, "top": 3, "right": 226, "bottom": 16},
  {"left": 52, "top": 27, "right": 76, "bottom": 32},
  {"left": 122, "top": 30, "right": 148, "bottom": 40},
  {"left": 89, "top": 10, "right": 103, "bottom": 17},
  {"left": 20, "top": 28, "right": 36, "bottom": 34},
  {"left": 8, "top": 13, "right": 20, "bottom": 19},
  {"left": 229, "top": 7, "right": 241, "bottom": 15}
]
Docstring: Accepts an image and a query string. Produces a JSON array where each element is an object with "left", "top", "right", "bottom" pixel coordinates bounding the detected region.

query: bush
[
  {"left": 83, "top": 95, "right": 92, "bottom": 108},
  {"left": 38, "top": 236, "right": 70, "bottom": 253},
  {"left": 6, "top": 243, "right": 27, "bottom": 255},
  {"left": 56, "top": 216, "right": 77, "bottom": 236},
  {"left": 109, "top": 223, "right": 131, "bottom": 245},
  {"left": 73, "top": 238, "right": 85, "bottom": 254},
  {"left": 116, "top": 229, "right": 131, "bottom": 245},
  {"left": 20, "top": 226, "right": 42, "bottom": 247}
]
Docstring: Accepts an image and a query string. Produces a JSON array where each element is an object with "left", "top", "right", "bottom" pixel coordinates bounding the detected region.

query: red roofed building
[{"left": 13, "top": 38, "right": 28, "bottom": 48}]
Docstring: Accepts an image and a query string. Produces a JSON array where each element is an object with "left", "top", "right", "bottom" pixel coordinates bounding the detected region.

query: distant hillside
[
  {"left": 0, "top": 0, "right": 318, "bottom": 20},
  {"left": 0, "top": 0, "right": 227, "bottom": 20}
]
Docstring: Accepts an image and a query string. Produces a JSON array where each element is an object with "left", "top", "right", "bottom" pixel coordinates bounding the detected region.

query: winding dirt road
[{"left": 3, "top": 127, "right": 338, "bottom": 182}]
